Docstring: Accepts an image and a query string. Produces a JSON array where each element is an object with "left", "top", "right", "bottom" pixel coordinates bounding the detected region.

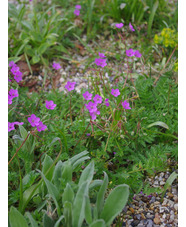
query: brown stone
[{"left": 154, "top": 213, "right": 161, "bottom": 224}]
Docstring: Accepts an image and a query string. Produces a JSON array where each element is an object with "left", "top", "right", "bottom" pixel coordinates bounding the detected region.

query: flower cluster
[
  {"left": 8, "top": 122, "right": 24, "bottom": 132},
  {"left": 9, "top": 61, "right": 22, "bottom": 83},
  {"left": 95, "top": 52, "right": 107, "bottom": 68},
  {"left": 28, "top": 114, "right": 47, "bottom": 132},
  {"left": 52, "top": 62, "right": 61, "bottom": 70},
  {"left": 8, "top": 89, "right": 19, "bottom": 105},
  {"left": 126, "top": 49, "right": 142, "bottom": 58},
  {"left": 83, "top": 90, "right": 109, "bottom": 120},
  {"left": 154, "top": 28, "right": 177, "bottom": 48},
  {"left": 115, "top": 23, "right": 123, "bottom": 29},
  {"left": 74, "top": 5, "right": 81, "bottom": 16}
]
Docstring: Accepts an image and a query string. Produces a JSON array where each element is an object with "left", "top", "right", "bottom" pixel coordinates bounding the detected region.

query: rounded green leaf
[{"left": 9, "top": 206, "right": 28, "bottom": 227}]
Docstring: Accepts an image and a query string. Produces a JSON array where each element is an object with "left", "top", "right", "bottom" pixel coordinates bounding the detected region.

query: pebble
[
  {"left": 174, "top": 203, "right": 178, "bottom": 210},
  {"left": 160, "top": 180, "right": 165, "bottom": 185}
]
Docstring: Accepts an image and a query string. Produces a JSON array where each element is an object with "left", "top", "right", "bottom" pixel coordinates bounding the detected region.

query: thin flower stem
[{"left": 8, "top": 132, "right": 30, "bottom": 165}]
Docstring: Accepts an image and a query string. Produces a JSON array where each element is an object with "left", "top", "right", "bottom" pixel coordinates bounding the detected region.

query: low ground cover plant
[{"left": 8, "top": 0, "right": 178, "bottom": 226}]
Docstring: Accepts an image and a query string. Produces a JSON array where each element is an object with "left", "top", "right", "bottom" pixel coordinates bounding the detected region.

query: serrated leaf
[
  {"left": 9, "top": 206, "right": 28, "bottom": 227},
  {"left": 147, "top": 121, "right": 169, "bottom": 130}
]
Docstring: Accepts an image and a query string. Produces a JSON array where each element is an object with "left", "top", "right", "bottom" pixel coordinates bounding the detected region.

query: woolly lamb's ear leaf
[
  {"left": 62, "top": 183, "right": 74, "bottom": 204},
  {"left": 37, "top": 170, "right": 60, "bottom": 215},
  {"left": 78, "top": 161, "right": 94, "bottom": 187},
  {"left": 85, "top": 196, "right": 92, "bottom": 224},
  {"left": 63, "top": 201, "right": 72, "bottom": 227},
  {"left": 70, "top": 150, "right": 89, "bottom": 165},
  {"left": 61, "top": 161, "right": 72, "bottom": 183},
  {"left": 72, "top": 181, "right": 89, "bottom": 227},
  {"left": 100, "top": 184, "right": 129, "bottom": 226},
  {"left": 96, "top": 171, "right": 108, "bottom": 216},
  {"left": 72, "top": 156, "right": 90, "bottom": 170},
  {"left": 42, "top": 155, "right": 55, "bottom": 181},
  {"left": 25, "top": 212, "right": 38, "bottom": 227},
  {"left": 9, "top": 206, "right": 28, "bottom": 227},
  {"left": 52, "top": 160, "right": 63, "bottom": 186},
  {"left": 89, "top": 219, "right": 106, "bottom": 227}
]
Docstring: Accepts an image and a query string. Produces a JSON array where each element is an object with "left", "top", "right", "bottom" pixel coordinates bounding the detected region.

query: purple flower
[
  {"left": 45, "top": 100, "right": 56, "bottom": 110},
  {"left": 8, "top": 122, "right": 15, "bottom": 132},
  {"left": 8, "top": 78, "right": 12, "bottom": 82},
  {"left": 111, "top": 89, "right": 120, "bottom": 97},
  {"left": 52, "top": 62, "right": 61, "bottom": 70},
  {"left": 13, "top": 122, "right": 24, "bottom": 126},
  {"left": 83, "top": 91, "right": 92, "bottom": 100},
  {"left": 74, "top": 9, "right": 80, "bottom": 16},
  {"left": 115, "top": 23, "right": 123, "bottom": 28},
  {"left": 8, "top": 95, "right": 13, "bottom": 105},
  {"left": 36, "top": 121, "right": 47, "bottom": 132},
  {"left": 75, "top": 5, "right": 81, "bottom": 9},
  {"left": 28, "top": 114, "right": 40, "bottom": 127},
  {"left": 105, "top": 98, "right": 109, "bottom": 107},
  {"left": 86, "top": 133, "right": 91, "bottom": 136},
  {"left": 134, "top": 50, "right": 142, "bottom": 58},
  {"left": 95, "top": 58, "right": 107, "bottom": 68},
  {"left": 14, "top": 71, "right": 22, "bottom": 83},
  {"left": 93, "top": 94, "right": 102, "bottom": 104},
  {"left": 65, "top": 81, "right": 76, "bottom": 91},
  {"left": 11, "top": 66, "right": 20, "bottom": 75},
  {"left": 98, "top": 52, "right": 106, "bottom": 58},
  {"left": 85, "top": 101, "right": 97, "bottom": 113},
  {"left": 122, "top": 100, "right": 131, "bottom": 109},
  {"left": 9, "top": 89, "right": 19, "bottom": 98},
  {"left": 129, "top": 23, "right": 135, "bottom": 32},
  {"left": 126, "top": 49, "right": 135, "bottom": 57},
  {"left": 9, "top": 61, "right": 16, "bottom": 68},
  {"left": 90, "top": 110, "right": 100, "bottom": 120},
  {"left": 113, "top": 152, "right": 116, "bottom": 155}
]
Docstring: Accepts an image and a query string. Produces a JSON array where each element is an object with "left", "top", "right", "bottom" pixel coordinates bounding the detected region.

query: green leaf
[
  {"left": 147, "top": 121, "right": 169, "bottom": 130},
  {"left": 54, "top": 215, "right": 64, "bottom": 227},
  {"left": 89, "top": 219, "right": 106, "bottom": 227},
  {"left": 52, "top": 160, "right": 63, "bottom": 186},
  {"left": 96, "top": 172, "right": 108, "bottom": 216},
  {"left": 70, "top": 150, "right": 89, "bottom": 165},
  {"left": 85, "top": 196, "right": 92, "bottom": 224},
  {"left": 25, "top": 212, "right": 39, "bottom": 227},
  {"left": 38, "top": 43, "right": 49, "bottom": 55},
  {"left": 8, "top": 57, "right": 21, "bottom": 64},
  {"left": 72, "top": 156, "right": 90, "bottom": 170},
  {"left": 72, "top": 181, "right": 89, "bottom": 227},
  {"left": 42, "top": 155, "right": 55, "bottom": 181},
  {"left": 62, "top": 183, "right": 74, "bottom": 204},
  {"left": 100, "top": 184, "right": 129, "bottom": 226},
  {"left": 89, "top": 180, "right": 103, "bottom": 190},
  {"left": 32, "top": 56, "right": 40, "bottom": 64},
  {"left": 22, "top": 184, "right": 39, "bottom": 211},
  {"left": 37, "top": 170, "right": 60, "bottom": 215},
  {"left": 19, "top": 125, "right": 28, "bottom": 140},
  {"left": 54, "top": 45, "right": 68, "bottom": 54},
  {"left": 78, "top": 161, "right": 94, "bottom": 187},
  {"left": 30, "top": 31, "right": 43, "bottom": 42},
  {"left": 147, "top": 0, "right": 159, "bottom": 36},
  {"left": 63, "top": 201, "right": 72, "bottom": 227},
  {"left": 9, "top": 206, "right": 28, "bottom": 227},
  {"left": 43, "top": 213, "right": 55, "bottom": 227},
  {"left": 61, "top": 161, "right": 72, "bottom": 183}
]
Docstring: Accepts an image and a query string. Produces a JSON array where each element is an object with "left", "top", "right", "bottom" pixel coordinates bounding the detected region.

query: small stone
[
  {"left": 162, "top": 198, "right": 168, "bottom": 205},
  {"left": 154, "top": 180, "right": 159, "bottom": 185},
  {"left": 146, "top": 213, "right": 154, "bottom": 219},
  {"left": 162, "top": 213, "right": 166, "bottom": 219},
  {"left": 131, "top": 220, "right": 140, "bottom": 226},
  {"left": 174, "top": 203, "right": 178, "bottom": 210},
  {"left": 59, "top": 77, "right": 65, "bottom": 83},
  {"left": 154, "top": 213, "right": 161, "bottom": 224},
  {"left": 160, "top": 172, "right": 164, "bottom": 178},
  {"left": 160, "top": 181, "right": 165, "bottom": 185},
  {"left": 170, "top": 214, "right": 175, "bottom": 220},
  {"left": 168, "top": 200, "right": 174, "bottom": 208},
  {"left": 129, "top": 207, "right": 135, "bottom": 213},
  {"left": 146, "top": 219, "right": 153, "bottom": 227},
  {"left": 154, "top": 201, "right": 160, "bottom": 206},
  {"left": 150, "top": 196, "right": 156, "bottom": 203},
  {"left": 135, "top": 214, "right": 141, "bottom": 220},
  {"left": 173, "top": 195, "right": 178, "bottom": 202},
  {"left": 159, "top": 206, "right": 169, "bottom": 213},
  {"left": 141, "top": 213, "right": 146, "bottom": 219}
]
